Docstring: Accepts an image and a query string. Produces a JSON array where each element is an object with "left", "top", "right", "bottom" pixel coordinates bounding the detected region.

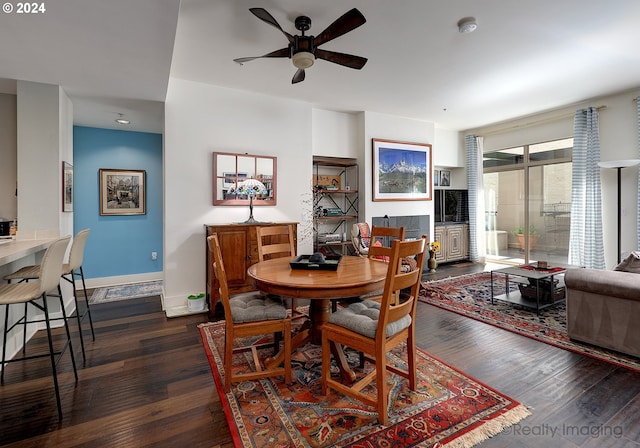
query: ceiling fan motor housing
[
  {"left": 291, "top": 24, "right": 315, "bottom": 69},
  {"left": 295, "top": 15, "right": 311, "bottom": 32}
]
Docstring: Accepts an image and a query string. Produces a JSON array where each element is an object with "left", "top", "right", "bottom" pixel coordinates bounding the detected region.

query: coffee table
[{"left": 490, "top": 263, "right": 574, "bottom": 315}]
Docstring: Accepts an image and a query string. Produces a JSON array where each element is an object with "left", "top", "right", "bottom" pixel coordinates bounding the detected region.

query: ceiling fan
[{"left": 234, "top": 7, "right": 368, "bottom": 84}]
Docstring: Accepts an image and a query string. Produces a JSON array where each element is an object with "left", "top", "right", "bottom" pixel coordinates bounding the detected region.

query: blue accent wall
[{"left": 73, "top": 126, "right": 163, "bottom": 279}]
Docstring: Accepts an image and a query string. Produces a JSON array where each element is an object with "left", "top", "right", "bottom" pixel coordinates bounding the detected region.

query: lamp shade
[
  {"left": 231, "top": 178, "right": 267, "bottom": 197},
  {"left": 229, "top": 178, "right": 268, "bottom": 224},
  {"left": 598, "top": 159, "right": 640, "bottom": 169}
]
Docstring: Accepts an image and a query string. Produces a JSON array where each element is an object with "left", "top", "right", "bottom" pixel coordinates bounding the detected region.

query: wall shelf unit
[{"left": 312, "top": 156, "right": 359, "bottom": 256}]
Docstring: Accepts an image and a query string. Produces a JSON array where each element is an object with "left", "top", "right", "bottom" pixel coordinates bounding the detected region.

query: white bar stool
[{"left": 0, "top": 236, "right": 77, "bottom": 420}]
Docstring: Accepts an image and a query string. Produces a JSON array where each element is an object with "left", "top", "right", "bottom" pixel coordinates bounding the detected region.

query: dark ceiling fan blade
[
  {"left": 234, "top": 48, "right": 289, "bottom": 65},
  {"left": 315, "top": 49, "right": 367, "bottom": 69},
  {"left": 313, "top": 8, "right": 366, "bottom": 47},
  {"left": 292, "top": 68, "right": 305, "bottom": 84},
  {"left": 249, "top": 8, "right": 295, "bottom": 44}
]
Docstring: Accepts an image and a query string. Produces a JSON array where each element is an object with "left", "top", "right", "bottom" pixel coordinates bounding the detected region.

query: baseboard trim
[{"left": 84, "top": 272, "right": 163, "bottom": 290}]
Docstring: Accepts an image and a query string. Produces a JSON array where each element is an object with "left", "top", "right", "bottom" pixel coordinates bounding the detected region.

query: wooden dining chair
[
  {"left": 208, "top": 234, "right": 292, "bottom": 392},
  {"left": 333, "top": 225, "right": 406, "bottom": 312},
  {"left": 321, "top": 236, "right": 427, "bottom": 425},
  {"left": 367, "top": 225, "right": 406, "bottom": 262},
  {"left": 255, "top": 224, "right": 306, "bottom": 319}
]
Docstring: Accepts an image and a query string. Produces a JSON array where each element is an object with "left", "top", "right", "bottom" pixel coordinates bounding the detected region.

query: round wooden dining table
[{"left": 247, "top": 255, "right": 389, "bottom": 381}]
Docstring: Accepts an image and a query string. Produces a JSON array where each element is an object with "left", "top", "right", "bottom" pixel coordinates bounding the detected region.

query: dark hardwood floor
[{"left": 1, "top": 263, "right": 639, "bottom": 447}]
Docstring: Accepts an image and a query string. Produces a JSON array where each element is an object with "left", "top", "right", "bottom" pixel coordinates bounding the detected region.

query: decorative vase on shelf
[
  {"left": 428, "top": 251, "right": 438, "bottom": 272},
  {"left": 428, "top": 241, "right": 440, "bottom": 273}
]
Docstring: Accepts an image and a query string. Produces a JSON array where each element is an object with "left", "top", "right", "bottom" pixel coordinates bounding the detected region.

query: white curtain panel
[
  {"left": 465, "top": 135, "right": 485, "bottom": 262},
  {"left": 569, "top": 107, "right": 605, "bottom": 269},
  {"left": 637, "top": 96, "right": 640, "bottom": 250}
]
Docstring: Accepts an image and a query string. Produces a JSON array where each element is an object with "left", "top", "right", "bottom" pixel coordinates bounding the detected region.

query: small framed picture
[
  {"left": 99, "top": 169, "right": 146, "bottom": 216},
  {"left": 223, "top": 172, "right": 247, "bottom": 189},
  {"left": 440, "top": 170, "right": 451, "bottom": 187},
  {"left": 62, "top": 161, "right": 73, "bottom": 212},
  {"left": 434, "top": 170, "right": 439, "bottom": 186}
]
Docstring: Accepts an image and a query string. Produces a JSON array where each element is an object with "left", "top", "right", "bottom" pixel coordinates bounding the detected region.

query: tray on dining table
[{"left": 289, "top": 255, "right": 342, "bottom": 270}]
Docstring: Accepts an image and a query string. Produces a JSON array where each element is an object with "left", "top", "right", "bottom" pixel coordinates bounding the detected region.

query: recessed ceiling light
[
  {"left": 115, "top": 113, "right": 130, "bottom": 125},
  {"left": 457, "top": 17, "right": 477, "bottom": 34}
]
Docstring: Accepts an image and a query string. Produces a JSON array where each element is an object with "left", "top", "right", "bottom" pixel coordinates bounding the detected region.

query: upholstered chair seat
[
  {"left": 328, "top": 300, "right": 412, "bottom": 339},
  {"left": 229, "top": 292, "right": 288, "bottom": 323}
]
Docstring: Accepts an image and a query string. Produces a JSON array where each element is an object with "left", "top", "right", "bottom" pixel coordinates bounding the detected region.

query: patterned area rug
[
  {"left": 419, "top": 272, "right": 640, "bottom": 372},
  {"left": 199, "top": 320, "right": 530, "bottom": 448},
  {"left": 89, "top": 280, "right": 163, "bottom": 304}
]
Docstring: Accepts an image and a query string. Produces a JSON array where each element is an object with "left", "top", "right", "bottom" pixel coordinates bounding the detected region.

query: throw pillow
[
  {"left": 372, "top": 240, "right": 389, "bottom": 262},
  {"left": 614, "top": 251, "right": 640, "bottom": 273}
]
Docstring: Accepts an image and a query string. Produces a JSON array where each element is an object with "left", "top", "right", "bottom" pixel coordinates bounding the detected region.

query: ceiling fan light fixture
[
  {"left": 292, "top": 51, "right": 315, "bottom": 69},
  {"left": 457, "top": 17, "right": 477, "bottom": 34}
]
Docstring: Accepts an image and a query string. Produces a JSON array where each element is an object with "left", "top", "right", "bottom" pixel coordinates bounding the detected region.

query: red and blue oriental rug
[
  {"left": 199, "top": 319, "right": 530, "bottom": 447},
  {"left": 419, "top": 272, "right": 640, "bottom": 372}
]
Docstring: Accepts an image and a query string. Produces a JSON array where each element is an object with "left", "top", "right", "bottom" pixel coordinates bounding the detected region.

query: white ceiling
[{"left": 2, "top": 0, "right": 640, "bottom": 133}]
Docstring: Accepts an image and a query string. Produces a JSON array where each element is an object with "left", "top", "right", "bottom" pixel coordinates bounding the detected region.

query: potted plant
[
  {"left": 187, "top": 293, "right": 206, "bottom": 312},
  {"left": 512, "top": 225, "right": 537, "bottom": 250}
]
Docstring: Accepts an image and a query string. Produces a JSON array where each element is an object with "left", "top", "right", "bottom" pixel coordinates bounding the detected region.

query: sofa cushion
[
  {"left": 614, "top": 251, "right": 640, "bottom": 273},
  {"left": 564, "top": 268, "right": 640, "bottom": 302}
]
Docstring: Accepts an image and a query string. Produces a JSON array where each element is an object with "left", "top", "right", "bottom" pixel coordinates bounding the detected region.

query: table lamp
[
  {"left": 230, "top": 178, "right": 268, "bottom": 223},
  {"left": 598, "top": 159, "right": 640, "bottom": 263}
]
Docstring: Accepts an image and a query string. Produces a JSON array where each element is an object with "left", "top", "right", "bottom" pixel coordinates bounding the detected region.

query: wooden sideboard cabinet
[{"left": 205, "top": 222, "right": 298, "bottom": 317}]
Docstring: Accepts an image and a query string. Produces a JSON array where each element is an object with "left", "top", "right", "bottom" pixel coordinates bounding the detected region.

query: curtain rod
[{"left": 479, "top": 105, "right": 606, "bottom": 137}]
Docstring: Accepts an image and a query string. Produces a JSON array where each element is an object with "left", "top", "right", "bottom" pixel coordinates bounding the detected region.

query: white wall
[
  {"left": 163, "top": 79, "right": 313, "bottom": 308},
  {"left": 0, "top": 94, "right": 17, "bottom": 221},
  {"left": 59, "top": 89, "right": 74, "bottom": 237},
  {"left": 312, "top": 109, "right": 360, "bottom": 159},
  {"left": 362, "top": 111, "right": 436, "bottom": 240},
  {"left": 16, "top": 81, "right": 68, "bottom": 238},
  {"left": 1, "top": 82, "right": 74, "bottom": 368},
  {"left": 467, "top": 88, "right": 640, "bottom": 268}
]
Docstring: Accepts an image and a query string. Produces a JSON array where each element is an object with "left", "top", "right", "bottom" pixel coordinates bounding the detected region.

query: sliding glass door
[{"left": 483, "top": 138, "right": 573, "bottom": 264}]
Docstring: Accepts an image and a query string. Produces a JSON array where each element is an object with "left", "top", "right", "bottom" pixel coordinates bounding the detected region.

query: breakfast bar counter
[{"left": 0, "top": 238, "right": 55, "bottom": 267}]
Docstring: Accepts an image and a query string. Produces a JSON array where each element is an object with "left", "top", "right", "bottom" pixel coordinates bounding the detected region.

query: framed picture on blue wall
[{"left": 99, "top": 169, "right": 146, "bottom": 215}]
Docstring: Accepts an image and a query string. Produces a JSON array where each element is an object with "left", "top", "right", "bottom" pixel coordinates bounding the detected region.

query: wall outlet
[{"left": 151, "top": 251, "right": 157, "bottom": 260}]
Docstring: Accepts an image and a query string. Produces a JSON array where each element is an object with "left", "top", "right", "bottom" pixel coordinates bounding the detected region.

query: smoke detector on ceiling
[{"left": 457, "top": 17, "right": 477, "bottom": 34}]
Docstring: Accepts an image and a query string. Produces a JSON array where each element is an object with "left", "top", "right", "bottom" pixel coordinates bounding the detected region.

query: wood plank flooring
[{"left": 1, "top": 263, "right": 639, "bottom": 447}]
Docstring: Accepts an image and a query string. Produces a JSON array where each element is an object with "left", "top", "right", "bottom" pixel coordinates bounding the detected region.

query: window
[{"left": 483, "top": 138, "right": 573, "bottom": 264}]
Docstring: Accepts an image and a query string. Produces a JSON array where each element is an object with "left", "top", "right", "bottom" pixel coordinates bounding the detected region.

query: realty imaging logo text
[{"left": 505, "top": 423, "right": 623, "bottom": 439}]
